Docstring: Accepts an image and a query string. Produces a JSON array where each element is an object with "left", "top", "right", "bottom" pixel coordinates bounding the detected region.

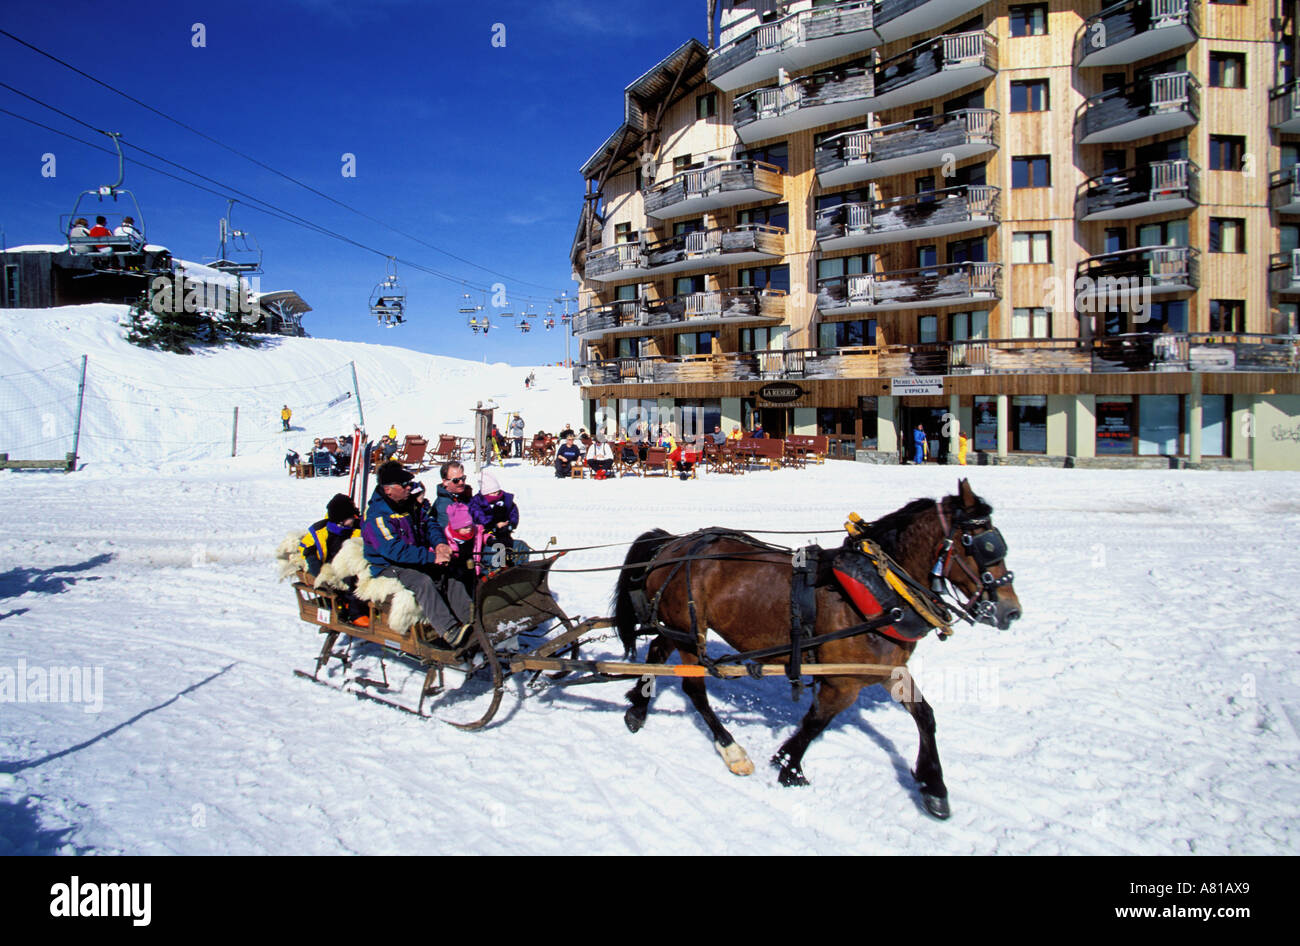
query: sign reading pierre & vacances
[
  {"left": 891, "top": 377, "right": 945, "bottom": 397},
  {"left": 758, "top": 382, "right": 806, "bottom": 404}
]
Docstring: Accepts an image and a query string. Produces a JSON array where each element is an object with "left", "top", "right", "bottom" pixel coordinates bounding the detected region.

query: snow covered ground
[{"left": 1, "top": 306, "right": 1298, "bottom": 855}]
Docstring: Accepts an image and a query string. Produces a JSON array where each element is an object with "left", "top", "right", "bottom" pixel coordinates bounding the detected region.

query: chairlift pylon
[{"left": 369, "top": 257, "right": 406, "bottom": 327}]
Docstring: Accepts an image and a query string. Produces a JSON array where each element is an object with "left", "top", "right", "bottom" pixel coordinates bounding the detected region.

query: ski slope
[{"left": 1, "top": 306, "right": 1298, "bottom": 855}]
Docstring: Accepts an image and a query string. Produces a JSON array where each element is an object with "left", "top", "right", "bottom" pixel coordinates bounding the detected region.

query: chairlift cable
[{"left": 0, "top": 27, "right": 566, "bottom": 294}]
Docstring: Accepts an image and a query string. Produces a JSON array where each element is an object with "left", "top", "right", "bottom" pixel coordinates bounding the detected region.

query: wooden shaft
[{"left": 510, "top": 657, "right": 900, "bottom": 678}]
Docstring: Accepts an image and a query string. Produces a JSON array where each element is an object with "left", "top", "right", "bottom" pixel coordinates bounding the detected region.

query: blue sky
[{"left": 0, "top": 0, "right": 710, "bottom": 364}]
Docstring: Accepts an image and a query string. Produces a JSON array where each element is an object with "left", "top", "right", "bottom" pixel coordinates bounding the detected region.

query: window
[
  {"left": 1209, "top": 299, "right": 1245, "bottom": 333},
  {"left": 673, "top": 154, "right": 694, "bottom": 174},
  {"left": 615, "top": 283, "right": 638, "bottom": 301},
  {"left": 614, "top": 222, "right": 633, "bottom": 243},
  {"left": 674, "top": 274, "right": 706, "bottom": 295},
  {"left": 1096, "top": 398, "right": 1134, "bottom": 455},
  {"left": 675, "top": 331, "right": 718, "bottom": 356},
  {"left": 1209, "top": 52, "right": 1246, "bottom": 88},
  {"left": 1011, "top": 231, "right": 1051, "bottom": 263},
  {"left": 949, "top": 310, "right": 989, "bottom": 340},
  {"left": 1209, "top": 0, "right": 1246, "bottom": 5},
  {"left": 1276, "top": 303, "right": 1299, "bottom": 335},
  {"left": 947, "top": 237, "right": 987, "bottom": 264},
  {"left": 814, "top": 188, "right": 868, "bottom": 213},
  {"left": 1012, "top": 396, "right": 1047, "bottom": 453},
  {"left": 1208, "top": 135, "right": 1246, "bottom": 171},
  {"left": 1142, "top": 300, "right": 1188, "bottom": 334},
  {"left": 739, "top": 142, "right": 789, "bottom": 172},
  {"left": 1009, "top": 4, "right": 1047, "bottom": 37},
  {"left": 1010, "top": 79, "right": 1049, "bottom": 112},
  {"left": 1012, "top": 308, "right": 1052, "bottom": 338},
  {"left": 917, "top": 245, "right": 938, "bottom": 271},
  {"left": 1104, "top": 228, "right": 1127, "bottom": 253},
  {"left": 672, "top": 218, "right": 704, "bottom": 236},
  {"left": 817, "top": 319, "right": 876, "bottom": 348},
  {"left": 741, "top": 327, "right": 773, "bottom": 352},
  {"left": 1012, "top": 155, "right": 1050, "bottom": 188},
  {"left": 615, "top": 336, "right": 648, "bottom": 359},
  {"left": 1209, "top": 218, "right": 1246, "bottom": 253},
  {"left": 2, "top": 263, "right": 17, "bottom": 308},
  {"left": 696, "top": 92, "right": 717, "bottom": 120},
  {"left": 738, "top": 203, "right": 789, "bottom": 230},
  {"left": 919, "top": 315, "right": 938, "bottom": 343},
  {"left": 738, "top": 265, "right": 790, "bottom": 293}
]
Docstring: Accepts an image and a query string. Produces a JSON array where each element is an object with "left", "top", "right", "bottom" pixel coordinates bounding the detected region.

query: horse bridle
[{"left": 931, "top": 504, "right": 1015, "bottom": 624}]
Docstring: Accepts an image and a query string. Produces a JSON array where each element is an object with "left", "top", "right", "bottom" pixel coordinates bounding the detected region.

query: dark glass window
[
  {"left": 1209, "top": 135, "right": 1246, "bottom": 171},
  {"left": 1010, "top": 79, "right": 1049, "bottom": 112},
  {"left": 1012, "top": 155, "right": 1050, "bottom": 188},
  {"left": 738, "top": 203, "right": 789, "bottom": 230},
  {"left": 696, "top": 91, "right": 717, "bottom": 119},
  {"left": 1209, "top": 218, "right": 1246, "bottom": 253},
  {"left": 1209, "top": 299, "right": 1245, "bottom": 333},
  {"left": 1009, "top": 4, "right": 1047, "bottom": 36},
  {"left": 1209, "top": 52, "right": 1246, "bottom": 88},
  {"left": 740, "top": 142, "right": 789, "bottom": 172},
  {"left": 739, "top": 265, "right": 790, "bottom": 293},
  {"left": 947, "top": 236, "right": 988, "bottom": 264}
]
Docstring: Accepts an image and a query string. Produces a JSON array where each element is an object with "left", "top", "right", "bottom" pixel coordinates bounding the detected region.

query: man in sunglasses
[
  {"left": 361, "top": 461, "right": 473, "bottom": 648},
  {"left": 432, "top": 460, "right": 475, "bottom": 529}
]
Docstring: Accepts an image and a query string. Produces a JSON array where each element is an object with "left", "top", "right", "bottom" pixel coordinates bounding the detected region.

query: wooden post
[{"left": 69, "top": 354, "right": 87, "bottom": 472}]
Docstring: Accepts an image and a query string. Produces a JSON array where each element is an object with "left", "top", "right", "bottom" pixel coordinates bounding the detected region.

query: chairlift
[
  {"left": 544, "top": 318, "right": 555, "bottom": 331},
  {"left": 518, "top": 319, "right": 532, "bottom": 334},
  {"left": 369, "top": 258, "right": 406, "bottom": 327},
  {"left": 60, "top": 131, "right": 151, "bottom": 265},
  {"left": 211, "top": 199, "right": 263, "bottom": 275}
]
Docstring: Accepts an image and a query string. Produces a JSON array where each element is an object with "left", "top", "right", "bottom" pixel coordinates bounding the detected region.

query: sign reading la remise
[
  {"left": 758, "top": 382, "right": 805, "bottom": 403},
  {"left": 890, "top": 377, "right": 944, "bottom": 396}
]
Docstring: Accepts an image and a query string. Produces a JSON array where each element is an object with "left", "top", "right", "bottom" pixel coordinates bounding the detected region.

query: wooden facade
[{"left": 570, "top": 0, "right": 1300, "bottom": 466}]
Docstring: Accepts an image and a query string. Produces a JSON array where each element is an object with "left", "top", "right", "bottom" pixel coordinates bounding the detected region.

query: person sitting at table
[
  {"left": 727, "top": 425, "right": 743, "bottom": 442},
  {"left": 710, "top": 425, "right": 727, "bottom": 446},
  {"left": 750, "top": 422, "right": 768, "bottom": 439},
  {"left": 668, "top": 438, "right": 700, "bottom": 480},
  {"left": 586, "top": 436, "right": 615, "bottom": 479}
]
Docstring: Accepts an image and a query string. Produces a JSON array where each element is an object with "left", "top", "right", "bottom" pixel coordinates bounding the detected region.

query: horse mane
[{"left": 859, "top": 492, "right": 995, "bottom": 558}]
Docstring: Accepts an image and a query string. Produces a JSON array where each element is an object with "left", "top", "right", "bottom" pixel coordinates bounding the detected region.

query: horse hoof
[
  {"left": 715, "top": 740, "right": 754, "bottom": 776},
  {"left": 778, "top": 767, "right": 809, "bottom": 787},
  {"left": 921, "top": 792, "right": 950, "bottom": 820},
  {"left": 624, "top": 708, "right": 645, "bottom": 733}
]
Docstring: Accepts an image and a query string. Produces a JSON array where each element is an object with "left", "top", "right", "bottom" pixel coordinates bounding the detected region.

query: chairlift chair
[
  {"left": 210, "top": 200, "right": 263, "bottom": 275},
  {"left": 369, "top": 258, "right": 406, "bottom": 327},
  {"left": 61, "top": 131, "right": 151, "bottom": 264}
]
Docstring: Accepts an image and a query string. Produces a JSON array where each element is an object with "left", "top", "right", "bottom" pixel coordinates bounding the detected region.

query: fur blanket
[{"left": 274, "top": 534, "right": 428, "bottom": 632}]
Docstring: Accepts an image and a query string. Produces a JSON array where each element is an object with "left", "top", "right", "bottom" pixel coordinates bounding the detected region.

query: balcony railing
[
  {"left": 1269, "top": 80, "right": 1300, "bottom": 133},
  {"left": 573, "top": 334, "right": 1299, "bottom": 387},
  {"left": 1076, "top": 0, "right": 1197, "bottom": 69},
  {"left": 815, "top": 109, "right": 997, "bottom": 186},
  {"left": 1076, "top": 159, "right": 1198, "bottom": 221},
  {"left": 869, "top": 29, "right": 998, "bottom": 112},
  {"left": 1077, "top": 72, "right": 1199, "bottom": 144},
  {"left": 642, "top": 287, "right": 786, "bottom": 330},
  {"left": 585, "top": 226, "right": 785, "bottom": 282},
  {"left": 816, "top": 185, "right": 998, "bottom": 249},
  {"left": 584, "top": 239, "right": 648, "bottom": 282},
  {"left": 643, "top": 159, "right": 784, "bottom": 220},
  {"left": 1270, "top": 165, "right": 1300, "bottom": 215},
  {"left": 817, "top": 261, "right": 1000, "bottom": 312},
  {"left": 573, "top": 289, "right": 785, "bottom": 341},
  {"left": 708, "top": 1, "right": 882, "bottom": 92},
  {"left": 1075, "top": 246, "right": 1198, "bottom": 309},
  {"left": 1270, "top": 249, "right": 1300, "bottom": 294},
  {"left": 734, "top": 61, "right": 874, "bottom": 143}
]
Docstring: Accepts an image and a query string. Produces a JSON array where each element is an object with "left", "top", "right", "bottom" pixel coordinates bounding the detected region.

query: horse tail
[{"left": 612, "top": 528, "right": 674, "bottom": 659}]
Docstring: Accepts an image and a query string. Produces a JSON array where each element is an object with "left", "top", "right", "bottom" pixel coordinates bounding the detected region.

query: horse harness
[{"left": 627, "top": 525, "right": 968, "bottom": 698}]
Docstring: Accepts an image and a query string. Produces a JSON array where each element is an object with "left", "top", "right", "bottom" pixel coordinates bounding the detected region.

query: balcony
[
  {"left": 584, "top": 239, "right": 648, "bottom": 283},
  {"left": 873, "top": 0, "right": 993, "bottom": 44},
  {"left": 1270, "top": 166, "right": 1300, "bottom": 215},
  {"left": 573, "top": 289, "right": 785, "bottom": 342},
  {"left": 574, "top": 333, "right": 1299, "bottom": 387},
  {"left": 1076, "top": 0, "right": 1197, "bottom": 69},
  {"left": 815, "top": 109, "right": 997, "bottom": 187},
  {"left": 1075, "top": 246, "right": 1198, "bottom": 311},
  {"left": 1077, "top": 72, "right": 1199, "bottom": 144},
  {"left": 1270, "top": 250, "right": 1300, "bottom": 295},
  {"left": 817, "top": 261, "right": 1000, "bottom": 313},
  {"left": 583, "top": 225, "right": 785, "bottom": 283},
  {"left": 1269, "top": 80, "right": 1300, "bottom": 133},
  {"left": 642, "top": 287, "right": 786, "bottom": 333},
  {"left": 1076, "top": 160, "right": 1198, "bottom": 222},
  {"left": 869, "top": 30, "right": 997, "bottom": 113},
  {"left": 734, "top": 63, "right": 874, "bottom": 144},
  {"left": 707, "top": 1, "right": 882, "bottom": 93},
  {"left": 643, "top": 160, "right": 784, "bottom": 220},
  {"left": 816, "top": 185, "right": 999, "bottom": 250}
]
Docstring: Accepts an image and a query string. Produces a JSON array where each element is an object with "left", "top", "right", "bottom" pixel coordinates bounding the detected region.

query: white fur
[
  {"left": 274, "top": 532, "right": 306, "bottom": 581},
  {"left": 281, "top": 534, "right": 429, "bottom": 632}
]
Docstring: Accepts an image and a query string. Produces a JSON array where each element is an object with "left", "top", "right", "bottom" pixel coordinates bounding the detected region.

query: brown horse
[{"left": 611, "top": 479, "right": 1021, "bottom": 819}]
